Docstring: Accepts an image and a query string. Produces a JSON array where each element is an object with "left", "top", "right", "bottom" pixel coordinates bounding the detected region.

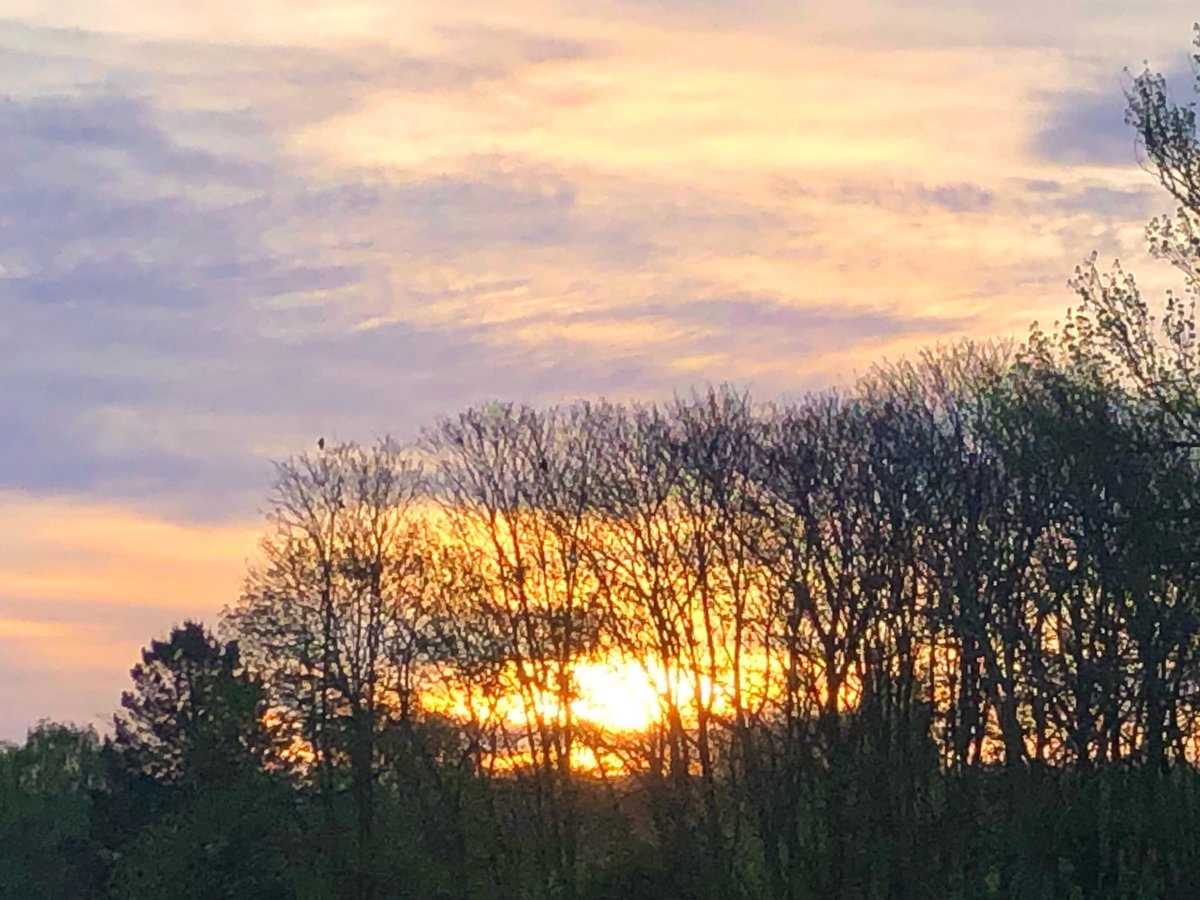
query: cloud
[
  {"left": 832, "top": 181, "right": 995, "bottom": 215},
  {"left": 0, "top": 60, "right": 1151, "bottom": 523},
  {"left": 1031, "top": 58, "right": 1199, "bottom": 169},
  {"left": 558, "top": 294, "right": 974, "bottom": 390},
  {"left": 433, "top": 24, "right": 604, "bottom": 66},
  {"left": 1034, "top": 87, "right": 1138, "bottom": 166}
]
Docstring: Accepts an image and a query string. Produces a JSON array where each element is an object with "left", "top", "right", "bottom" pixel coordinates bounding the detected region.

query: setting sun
[{"left": 571, "top": 659, "right": 661, "bottom": 733}]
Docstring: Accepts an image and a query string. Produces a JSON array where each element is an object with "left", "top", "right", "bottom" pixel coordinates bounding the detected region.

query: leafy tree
[
  {"left": 111, "top": 620, "right": 268, "bottom": 788},
  {"left": 0, "top": 722, "right": 109, "bottom": 898},
  {"left": 106, "top": 778, "right": 302, "bottom": 900}
]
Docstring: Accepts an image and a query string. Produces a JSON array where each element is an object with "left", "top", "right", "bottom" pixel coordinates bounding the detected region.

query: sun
[{"left": 571, "top": 659, "right": 662, "bottom": 733}]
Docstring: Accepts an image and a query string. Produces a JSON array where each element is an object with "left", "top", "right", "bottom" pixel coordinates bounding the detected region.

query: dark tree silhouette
[{"left": 112, "top": 621, "right": 267, "bottom": 788}]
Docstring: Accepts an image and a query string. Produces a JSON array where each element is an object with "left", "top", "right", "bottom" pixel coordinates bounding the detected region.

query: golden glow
[
  {"left": 0, "top": 493, "right": 257, "bottom": 610},
  {"left": 571, "top": 660, "right": 661, "bottom": 733},
  {"left": 0, "top": 618, "right": 75, "bottom": 640},
  {"left": 0, "top": 493, "right": 260, "bottom": 730}
]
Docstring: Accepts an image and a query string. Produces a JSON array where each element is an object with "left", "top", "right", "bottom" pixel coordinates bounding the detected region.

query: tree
[
  {"left": 1064, "top": 34, "right": 1200, "bottom": 443},
  {"left": 1037, "top": 27, "right": 1200, "bottom": 770},
  {"left": 225, "top": 438, "right": 434, "bottom": 900},
  {"left": 106, "top": 776, "right": 300, "bottom": 900},
  {"left": 111, "top": 620, "right": 267, "bottom": 788},
  {"left": 425, "top": 402, "right": 608, "bottom": 899},
  {"left": 0, "top": 722, "right": 109, "bottom": 897}
]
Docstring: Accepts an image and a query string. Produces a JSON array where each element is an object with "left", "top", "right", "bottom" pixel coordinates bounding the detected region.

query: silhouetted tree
[
  {"left": 0, "top": 722, "right": 108, "bottom": 898},
  {"left": 112, "top": 621, "right": 267, "bottom": 788},
  {"left": 425, "top": 402, "right": 609, "bottom": 898},
  {"left": 225, "top": 438, "right": 434, "bottom": 899}
]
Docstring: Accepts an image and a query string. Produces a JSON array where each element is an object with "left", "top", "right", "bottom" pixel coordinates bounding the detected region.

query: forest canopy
[{"left": 11, "top": 29, "right": 1200, "bottom": 900}]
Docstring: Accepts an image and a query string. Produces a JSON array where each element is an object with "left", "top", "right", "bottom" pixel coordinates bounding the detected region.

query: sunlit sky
[{"left": 1, "top": 0, "right": 1196, "bottom": 740}]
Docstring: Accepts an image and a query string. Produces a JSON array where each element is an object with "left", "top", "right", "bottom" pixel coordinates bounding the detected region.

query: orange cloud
[{"left": 0, "top": 492, "right": 257, "bottom": 610}]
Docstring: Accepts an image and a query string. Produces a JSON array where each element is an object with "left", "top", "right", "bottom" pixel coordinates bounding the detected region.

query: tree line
[{"left": 9, "top": 30, "right": 1200, "bottom": 900}]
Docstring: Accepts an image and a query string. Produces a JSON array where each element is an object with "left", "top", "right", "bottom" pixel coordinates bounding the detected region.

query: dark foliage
[{"left": 111, "top": 621, "right": 269, "bottom": 789}]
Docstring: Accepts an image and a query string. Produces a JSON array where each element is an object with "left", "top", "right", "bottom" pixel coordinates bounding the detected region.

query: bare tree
[
  {"left": 223, "top": 438, "right": 431, "bottom": 899},
  {"left": 425, "top": 402, "right": 605, "bottom": 898}
]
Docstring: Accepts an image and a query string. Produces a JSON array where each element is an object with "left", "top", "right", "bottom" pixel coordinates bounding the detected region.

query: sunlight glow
[{"left": 571, "top": 659, "right": 661, "bottom": 733}]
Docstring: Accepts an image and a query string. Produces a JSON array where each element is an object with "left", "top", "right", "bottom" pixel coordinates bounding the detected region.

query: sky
[{"left": 1, "top": 0, "right": 1197, "bottom": 741}]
